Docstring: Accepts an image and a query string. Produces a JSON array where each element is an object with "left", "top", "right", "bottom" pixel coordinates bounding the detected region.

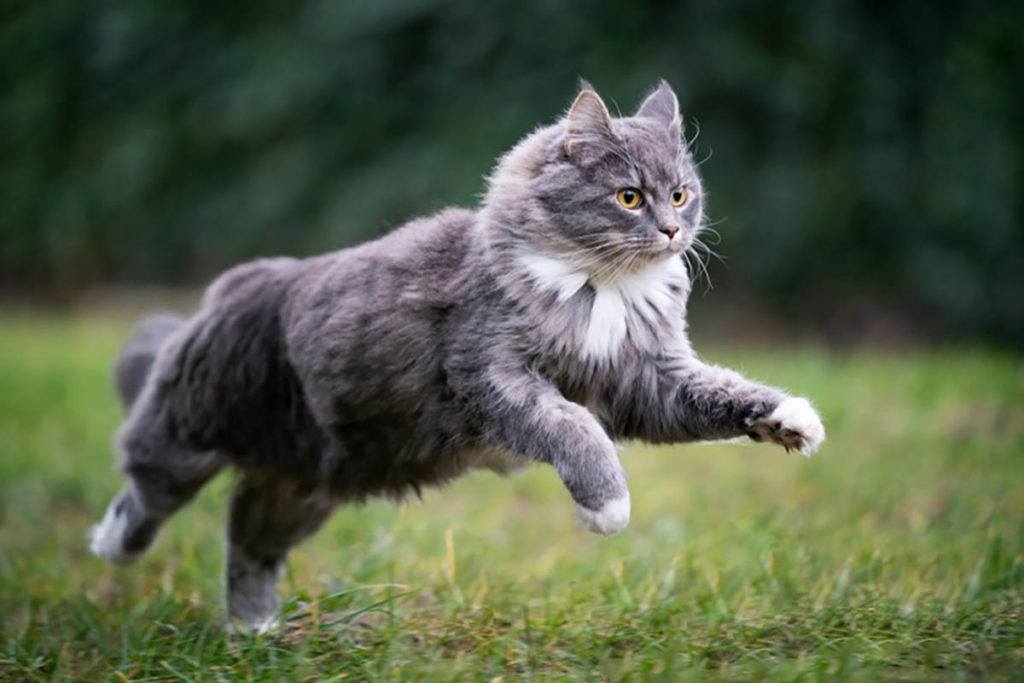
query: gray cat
[{"left": 90, "top": 81, "right": 824, "bottom": 633}]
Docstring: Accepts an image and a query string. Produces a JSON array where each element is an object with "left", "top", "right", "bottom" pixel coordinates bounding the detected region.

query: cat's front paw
[
  {"left": 577, "top": 494, "right": 631, "bottom": 536},
  {"left": 749, "top": 397, "right": 825, "bottom": 456}
]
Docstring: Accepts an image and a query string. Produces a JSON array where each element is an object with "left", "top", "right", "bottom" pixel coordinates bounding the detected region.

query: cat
[{"left": 90, "top": 81, "right": 825, "bottom": 633}]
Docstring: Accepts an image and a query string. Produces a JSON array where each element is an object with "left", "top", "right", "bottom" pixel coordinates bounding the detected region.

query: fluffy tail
[{"left": 114, "top": 313, "right": 183, "bottom": 411}]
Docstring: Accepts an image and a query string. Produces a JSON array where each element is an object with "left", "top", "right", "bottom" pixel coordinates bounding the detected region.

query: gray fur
[
  {"left": 90, "top": 81, "right": 824, "bottom": 630},
  {"left": 113, "top": 313, "right": 184, "bottom": 410}
]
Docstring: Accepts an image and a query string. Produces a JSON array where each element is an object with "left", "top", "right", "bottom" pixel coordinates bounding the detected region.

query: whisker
[
  {"left": 686, "top": 118, "right": 701, "bottom": 151},
  {"left": 529, "top": 233, "right": 671, "bottom": 286},
  {"left": 696, "top": 225, "right": 723, "bottom": 246},
  {"left": 692, "top": 247, "right": 714, "bottom": 292},
  {"left": 692, "top": 237, "right": 726, "bottom": 267},
  {"left": 681, "top": 250, "right": 696, "bottom": 285}
]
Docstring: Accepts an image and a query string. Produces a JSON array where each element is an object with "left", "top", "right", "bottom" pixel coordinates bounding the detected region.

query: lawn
[{"left": 0, "top": 312, "right": 1021, "bottom": 680}]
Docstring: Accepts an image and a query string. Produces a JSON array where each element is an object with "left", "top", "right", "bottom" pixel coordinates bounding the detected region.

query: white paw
[
  {"left": 88, "top": 503, "right": 136, "bottom": 565},
  {"left": 751, "top": 397, "right": 825, "bottom": 456},
  {"left": 577, "top": 494, "right": 631, "bottom": 536},
  {"left": 226, "top": 616, "right": 282, "bottom": 636}
]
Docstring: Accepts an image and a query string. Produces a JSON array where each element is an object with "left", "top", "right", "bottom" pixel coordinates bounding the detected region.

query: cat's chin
[
  {"left": 620, "top": 251, "right": 679, "bottom": 274},
  {"left": 644, "top": 246, "right": 685, "bottom": 263}
]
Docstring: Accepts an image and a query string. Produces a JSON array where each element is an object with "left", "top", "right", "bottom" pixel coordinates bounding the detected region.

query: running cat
[{"left": 90, "top": 81, "right": 825, "bottom": 632}]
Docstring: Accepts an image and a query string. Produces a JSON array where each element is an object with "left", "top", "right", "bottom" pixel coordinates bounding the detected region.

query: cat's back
[
  {"left": 283, "top": 207, "right": 484, "bottom": 423},
  {"left": 287, "top": 207, "right": 480, "bottom": 324}
]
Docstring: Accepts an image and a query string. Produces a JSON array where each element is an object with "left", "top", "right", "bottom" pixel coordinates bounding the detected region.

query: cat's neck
[{"left": 482, "top": 230, "right": 691, "bottom": 364}]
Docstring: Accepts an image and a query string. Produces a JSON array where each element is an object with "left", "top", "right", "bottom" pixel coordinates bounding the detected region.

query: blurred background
[
  {"left": 2, "top": 4, "right": 1023, "bottom": 677},
  {"left": 2, "top": 0, "right": 1022, "bottom": 343}
]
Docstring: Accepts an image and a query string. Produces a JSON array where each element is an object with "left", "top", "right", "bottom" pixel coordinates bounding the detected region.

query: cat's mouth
[{"left": 663, "top": 234, "right": 690, "bottom": 254}]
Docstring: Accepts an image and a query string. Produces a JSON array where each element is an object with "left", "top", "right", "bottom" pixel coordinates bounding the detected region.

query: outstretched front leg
[
  {"left": 611, "top": 355, "right": 825, "bottom": 455},
  {"left": 478, "top": 364, "right": 630, "bottom": 535}
]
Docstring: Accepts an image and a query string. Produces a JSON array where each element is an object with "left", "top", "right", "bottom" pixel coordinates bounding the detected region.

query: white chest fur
[{"left": 520, "top": 252, "right": 687, "bottom": 361}]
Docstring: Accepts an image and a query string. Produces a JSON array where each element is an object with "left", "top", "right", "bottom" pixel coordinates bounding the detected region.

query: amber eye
[
  {"left": 671, "top": 187, "right": 689, "bottom": 207},
  {"left": 616, "top": 188, "right": 643, "bottom": 209}
]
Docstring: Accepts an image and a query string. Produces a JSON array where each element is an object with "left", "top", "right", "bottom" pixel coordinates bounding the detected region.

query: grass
[{"left": 0, "top": 311, "right": 1022, "bottom": 681}]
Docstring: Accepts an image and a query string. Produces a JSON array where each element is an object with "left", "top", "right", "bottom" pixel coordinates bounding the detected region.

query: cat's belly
[{"left": 325, "top": 417, "right": 527, "bottom": 500}]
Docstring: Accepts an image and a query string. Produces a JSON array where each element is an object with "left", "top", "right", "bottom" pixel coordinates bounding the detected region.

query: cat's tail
[{"left": 114, "top": 313, "right": 183, "bottom": 411}]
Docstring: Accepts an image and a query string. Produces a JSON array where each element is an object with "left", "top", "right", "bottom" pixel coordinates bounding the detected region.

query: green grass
[{"left": 1, "top": 312, "right": 1022, "bottom": 681}]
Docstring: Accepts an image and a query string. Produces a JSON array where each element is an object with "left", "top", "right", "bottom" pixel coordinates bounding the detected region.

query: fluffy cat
[{"left": 90, "top": 81, "right": 825, "bottom": 632}]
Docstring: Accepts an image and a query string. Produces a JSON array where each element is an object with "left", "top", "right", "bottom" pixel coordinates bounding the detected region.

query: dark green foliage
[{"left": 1, "top": 1, "right": 1022, "bottom": 342}]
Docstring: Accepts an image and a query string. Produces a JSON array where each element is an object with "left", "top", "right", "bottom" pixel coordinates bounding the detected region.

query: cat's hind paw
[
  {"left": 226, "top": 616, "right": 282, "bottom": 636},
  {"left": 577, "top": 494, "right": 631, "bottom": 536},
  {"left": 89, "top": 500, "right": 141, "bottom": 566},
  {"left": 749, "top": 397, "right": 825, "bottom": 456}
]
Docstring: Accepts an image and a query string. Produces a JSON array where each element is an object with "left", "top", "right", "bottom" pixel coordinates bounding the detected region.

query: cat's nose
[{"left": 658, "top": 226, "right": 679, "bottom": 240}]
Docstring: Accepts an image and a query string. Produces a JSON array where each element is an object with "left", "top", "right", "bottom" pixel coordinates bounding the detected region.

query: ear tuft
[
  {"left": 565, "top": 88, "right": 614, "bottom": 156},
  {"left": 576, "top": 76, "right": 596, "bottom": 93},
  {"left": 636, "top": 80, "right": 681, "bottom": 137}
]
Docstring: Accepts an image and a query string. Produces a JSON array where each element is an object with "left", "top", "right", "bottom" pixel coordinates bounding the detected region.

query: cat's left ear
[{"left": 636, "top": 80, "right": 682, "bottom": 140}]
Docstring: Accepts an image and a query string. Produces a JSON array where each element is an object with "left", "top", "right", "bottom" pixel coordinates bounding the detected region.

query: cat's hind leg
[
  {"left": 225, "top": 474, "right": 335, "bottom": 633},
  {"left": 90, "top": 398, "right": 224, "bottom": 565}
]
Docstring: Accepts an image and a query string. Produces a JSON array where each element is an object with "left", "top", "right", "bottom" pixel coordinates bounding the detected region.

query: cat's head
[{"left": 485, "top": 81, "right": 705, "bottom": 279}]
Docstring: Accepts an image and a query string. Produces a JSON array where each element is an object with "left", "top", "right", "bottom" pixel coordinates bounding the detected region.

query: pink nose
[{"left": 659, "top": 226, "right": 679, "bottom": 239}]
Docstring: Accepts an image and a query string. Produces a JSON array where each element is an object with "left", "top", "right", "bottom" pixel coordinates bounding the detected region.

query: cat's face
[{"left": 532, "top": 82, "right": 704, "bottom": 277}]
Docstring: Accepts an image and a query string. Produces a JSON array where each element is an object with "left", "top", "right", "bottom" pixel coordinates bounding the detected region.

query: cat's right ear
[
  {"left": 636, "top": 80, "right": 682, "bottom": 140},
  {"left": 564, "top": 88, "right": 616, "bottom": 159}
]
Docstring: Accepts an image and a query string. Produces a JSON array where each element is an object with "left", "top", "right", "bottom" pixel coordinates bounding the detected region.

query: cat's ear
[
  {"left": 636, "top": 80, "right": 682, "bottom": 139},
  {"left": 564, "top": 86, "right": 615, "bottom": 158}
]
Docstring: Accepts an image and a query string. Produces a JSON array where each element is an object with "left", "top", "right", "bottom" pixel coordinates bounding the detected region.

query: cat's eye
[
  {"left": 616, "top": 188, "right": 643, "bottom": 209},
  {"left": 671, "top": 187, "right": 689, "bottom": 207}
]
